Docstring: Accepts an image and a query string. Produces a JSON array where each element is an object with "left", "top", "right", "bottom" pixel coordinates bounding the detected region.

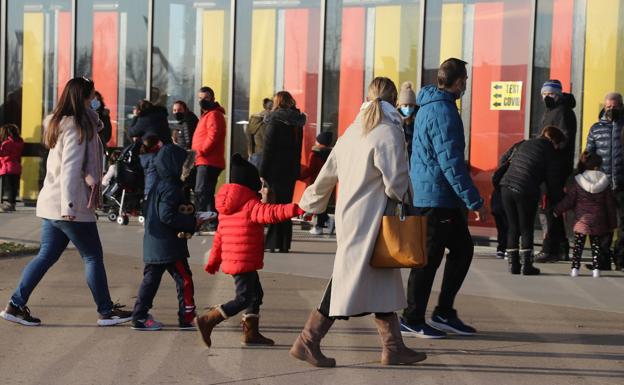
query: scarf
[{"left": 84, "top": 109, "right": 104, "bottom": 209}]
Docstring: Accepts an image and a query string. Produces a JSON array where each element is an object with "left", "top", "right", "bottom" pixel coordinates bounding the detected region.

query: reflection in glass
[
  {"left": 2, "top": 0, "right": 72, "bottom": 200},
  {"left": 76, "top": 0, "right": 148, "bottom": 147}
]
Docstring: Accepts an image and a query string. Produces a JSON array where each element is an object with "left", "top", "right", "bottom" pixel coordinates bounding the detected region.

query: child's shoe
[
  {"left": 241, "top": 313, "right": 274, "bottom": 346},
  {"left": 593, "top": 269, "right": 601, "bottom": 278},
  {"left": 309, "top": 226, "right": 324, "bottom": 236},
  {"left": 496, "top": 251, "right": 505, "bottom": 259},
  {"left": 570, "top": 268, "right": 579, "bottom": 277},
  {"left": 196, "top": 307, "right": 226, "bottom": 347},
  {"left": 178, "top": 320, "right": 196, "bottom": 330},
  {"left": 132, "top": 315, "right": 162, "bottom": 331}
]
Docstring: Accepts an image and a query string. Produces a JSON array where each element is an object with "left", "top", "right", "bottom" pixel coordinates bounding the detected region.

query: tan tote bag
[{"left": 370, "top": 198, "right": 428, "bottom": 268}]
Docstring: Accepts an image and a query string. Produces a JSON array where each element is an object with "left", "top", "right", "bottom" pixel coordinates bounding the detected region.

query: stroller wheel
[
  {"left": 138, "top": 216, "right": 145, "bottom": 224},
  {"left": 108, "top": 212, "right": 118, "bottom": 222},
  {"left": 117, "top": 215, "right": 129, "bottom": 226}
]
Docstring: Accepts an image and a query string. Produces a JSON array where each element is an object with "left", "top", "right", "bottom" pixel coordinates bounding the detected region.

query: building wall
[{"left": 1, "top": 0, "right": 623, "bottom": 229}]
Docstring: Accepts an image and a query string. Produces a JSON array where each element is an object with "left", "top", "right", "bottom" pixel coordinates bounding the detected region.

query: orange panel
[
  {"left": 550, "top": 0, "right": 573, "bottom": 90},
  {"left": 57, "top": 11, "right": 72, "bottom": 101}
]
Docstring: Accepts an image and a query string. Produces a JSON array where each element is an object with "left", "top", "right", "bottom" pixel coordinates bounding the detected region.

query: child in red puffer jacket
[
  {"left": 197, "top": 153, "right": 304, "bottom": 348},
  {"left": 0, "top": 124, "right": 24, "bottom": 212}
]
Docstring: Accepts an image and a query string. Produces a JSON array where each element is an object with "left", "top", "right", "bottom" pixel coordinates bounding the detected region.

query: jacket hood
[
  {"left": 416, "top": 85, "right": 457, "bottom": 107},
  {"left": 359, "top": 100, "right": 403, "bottom": 126},
  {"left": 215, "top": 183, "right": 259, "bottom": 215},
  {"left": 154, "top": 144, "right": 187, "bottom": 183},
  {"left": 557, "top": 92, "right": 576, "bottom": 109},
  {"left": 575, "top": 170, "right": 610, "bottom": 193},
  {"left": 204, "top": 103, "right": 226, "bottom": 116},
  {"left": 264, "top": 108, "right": 307, "bottom": 127}
]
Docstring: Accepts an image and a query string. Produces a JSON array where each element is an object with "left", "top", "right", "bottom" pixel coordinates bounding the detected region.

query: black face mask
[
  {"left": 173, "top": 112, "right": 185, "bottom": 122},
  {"left": 544, "top": 96, "right": 556, "bottom": 109},
  {"left": 605, "top": 108, "right": 622, "bottom": 122},
  {"left": 199, "top": 99, "right": 215, "bottom": 111}
]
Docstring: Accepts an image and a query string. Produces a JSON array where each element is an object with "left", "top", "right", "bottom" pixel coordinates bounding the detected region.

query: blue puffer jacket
[
  {"left": 143, "top": 144, "right": 196, "bottom": 264},
  {"left": 410, "top": 85, "right": 483, "bottom": 210},
  {"left": 585, "top": 118, "right": 624, "bottom": 190}
]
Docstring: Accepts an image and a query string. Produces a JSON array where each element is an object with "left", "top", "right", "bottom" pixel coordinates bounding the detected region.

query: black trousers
[
  {"left": 502, "top": 187, "right": 539, "bottom": 250},
  {"left": 493, "top": 212, "right": 508, "bottom": 253},
  {"left": 265, "top": 178, "right": 295, "bottom": 251},
  {"left": 195, "top": 165, "right": 222, "bottom": 212},
  {"left": 221, "top": 271, "right": 263, "bottom": 317},
  {"left": 402, "top": 207, "right": 474, "bottom": 325},
  {"left": 318, "top": 279, "right": 392, "bottom": 320},
  {"left": 132, "top": 259, "right": 196, "bottom": 324},
  {"left": 613, "top": 190, "right": 624, "bottom": 268},
  {"left": 1, "top": 174, "right": 20, "bottom": 204}
]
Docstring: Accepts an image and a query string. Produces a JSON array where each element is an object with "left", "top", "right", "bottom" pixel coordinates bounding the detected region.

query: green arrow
[
  {"left": 493, "top": 94, "right": 503, "bottom": 98},
  {"left": 493, "top": 85, "right": 503, "bottom": 90},
  {"left": 493, "top": 102, "right": 502, "bottom": 107}
]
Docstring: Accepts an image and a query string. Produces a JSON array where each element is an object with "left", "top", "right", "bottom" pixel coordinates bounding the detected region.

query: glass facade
[{"left": 2, "top": 0, "right": 624, "bottom": 227}]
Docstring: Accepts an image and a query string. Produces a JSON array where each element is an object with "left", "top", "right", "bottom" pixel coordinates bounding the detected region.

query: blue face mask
[
  {"left": 91, "top": 98, "right": 101, "bottom": 110},
  {"left": 400, "top": 106, "right": 415, "bottom": 116}
]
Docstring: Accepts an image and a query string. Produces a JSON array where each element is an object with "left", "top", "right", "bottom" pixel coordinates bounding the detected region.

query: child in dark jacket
[
  {"left": 139, "top": 133, "right": 162, "bottom": 200},
  {"left": 131, "top": 144, "right": 205, "bottom": 330},
  {"left": 554, "top": 151, "right": 616, "bottom": 278},
  {"left": 299, "top": 132, "right": 333, "bottom": 235},
  {"left": 197, "top": 154, "right": 304, "bottom": 347},
  {"left": 0, "top": 124, "right": 24, "bottom": 212}
]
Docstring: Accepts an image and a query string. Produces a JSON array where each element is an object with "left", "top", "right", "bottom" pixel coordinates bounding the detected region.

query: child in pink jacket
[{"left": 0, "top": 124, "right": 24, "bottom": 212}]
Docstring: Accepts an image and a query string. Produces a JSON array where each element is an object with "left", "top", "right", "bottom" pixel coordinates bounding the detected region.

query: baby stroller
[{"left": 103, "top": 142, "right": 145, "bottom": 226}]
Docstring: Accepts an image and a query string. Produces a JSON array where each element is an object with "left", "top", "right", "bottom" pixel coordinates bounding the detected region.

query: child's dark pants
[
  {"left": 221, "top": 271, "right": 263, "bottom": 317},
  {"left": 132, "top": 259, "right": 196, "bottom": 324}
]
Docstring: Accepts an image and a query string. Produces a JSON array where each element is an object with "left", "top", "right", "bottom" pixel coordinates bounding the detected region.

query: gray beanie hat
[{"left": 398, "top": 81, "right": 417, "bottom": 105}]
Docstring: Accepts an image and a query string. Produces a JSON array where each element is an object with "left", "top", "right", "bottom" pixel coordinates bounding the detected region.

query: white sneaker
[
  {"left": 309, "top": 227, "right": 323, "bottom": 235},
  {"left": 570, "top": 268, "right": 579, "bottom": 277},
  {"left": 592, "top": 269, "right": 601, "bottom": 278}
]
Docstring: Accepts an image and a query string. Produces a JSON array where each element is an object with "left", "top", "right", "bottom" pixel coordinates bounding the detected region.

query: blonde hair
[{"left": 362, "top": 77, "right": 398, "bottom": 134}]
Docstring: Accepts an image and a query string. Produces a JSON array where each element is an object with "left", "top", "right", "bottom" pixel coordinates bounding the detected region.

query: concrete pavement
[{"left": 0, "top": 209, "right": 623, "bottom": 384}]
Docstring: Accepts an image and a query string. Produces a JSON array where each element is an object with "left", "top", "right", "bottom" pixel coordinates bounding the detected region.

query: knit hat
[
  {"left": 230, "top": 153, "right": 262, "bottom": 192},
  {"left": 397, "top": 81, "right": 417, "bottom": 105},
  {"left": 316, "top": 131, "right": 333, "bottom": 146},
  {"left": 541, "top": 79, "right": 562, "bottom": 95}
]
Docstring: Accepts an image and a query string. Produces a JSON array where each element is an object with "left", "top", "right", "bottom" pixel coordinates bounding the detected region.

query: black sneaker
[
  {"left": 428, "top": 314, "right": 476, "bottom": 336},
  {"left": 178, "top": 321, "right": 196, "bottom": 330},
  {"left": 97, "top": 304, "right": 132, "bottom": 326},
  {"left": 0, "top": 303, "right": 41, "bottom": 326},
  {"left": 534, "top": 252, "right": 559, "bottom": 263},
  {"left": 400, "top": 317, "right": 447, "bottom": 339}
]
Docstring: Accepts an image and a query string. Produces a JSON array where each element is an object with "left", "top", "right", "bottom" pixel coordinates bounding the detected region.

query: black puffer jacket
[
  {"left": 128, "top": 105, "right": 172, "bottom": 144},
  {"left": 541, "top": 93, "right": 577, "bottom": 177},
  {"left": 171, "top": 111, "right": 198, "bottom": 150},
  {"left": 260, "top": 108, "right": 306, "bottom": 182},
  {"left": 500, "top": 137, "right": 562, "bottom": 200},
  {"left": 585, "top": 117, "right": 624, "bottom": 190}
]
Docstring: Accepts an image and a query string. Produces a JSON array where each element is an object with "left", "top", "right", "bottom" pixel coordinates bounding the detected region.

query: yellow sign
[{"left": 490, "top": 81, "right": 523, "bottom": 111}]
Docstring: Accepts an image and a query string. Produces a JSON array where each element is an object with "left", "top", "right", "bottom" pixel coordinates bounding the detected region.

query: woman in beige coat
[
  {"left": 0, "top": 77, "right": 132, "bottom": 327},
  {"left": 290, "top": 77, "right": 426, "bottom": 367}
]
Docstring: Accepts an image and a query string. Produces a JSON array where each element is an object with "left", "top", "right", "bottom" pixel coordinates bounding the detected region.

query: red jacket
[
  {"left": 205, "top": 183, "right": 301, "bottom": 275},
  {"left": 0, "top": 136, "right": 24, "bottom": 175},
  {"left": 192, "top": 105, "right": 226, "bottom": 169}
]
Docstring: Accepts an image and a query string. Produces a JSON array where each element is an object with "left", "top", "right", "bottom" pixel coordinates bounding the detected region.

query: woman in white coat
[{"left": 289, "top": 77, "right": 426, "bottom": 367}]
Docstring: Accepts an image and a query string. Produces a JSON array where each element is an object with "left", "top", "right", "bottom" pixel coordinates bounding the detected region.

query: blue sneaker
[
  {"left": 400, "top": 318, "right": 447, "bottom": 339},
  {"left": 428, "top": 314, "right": 476, "bottom": 336}
]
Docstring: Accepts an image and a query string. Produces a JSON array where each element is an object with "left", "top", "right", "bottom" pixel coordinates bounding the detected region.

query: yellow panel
[
  {"left": 202, "top": 10, "right": 225, "bottom": 105},
  {"left": 21, "top": 13, "right": 44, "bottom": 200},
  {"left": 374, "top": 6, "right": 401, "bottom": 83},
  {"left": 582, "top": 0, "right": 621, "bottom": 149},
  {"left": 249, "top": 9, "right": 276, "bottom": 114},
  {"left": 398, "top": 5, "right": 420, "bottom": 86},
  {"left": 439, "top": 3, "right": 464, "bottom": 63}
]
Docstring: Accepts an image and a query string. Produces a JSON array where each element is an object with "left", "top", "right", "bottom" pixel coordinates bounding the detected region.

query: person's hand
[
  {"left": 62, "top": 215, "right": 76, "bottom": 221},
  {"left": 473, "top": 206, "right": 487, "bottom": 222}
]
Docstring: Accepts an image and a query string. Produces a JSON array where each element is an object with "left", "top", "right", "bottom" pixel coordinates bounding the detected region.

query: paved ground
[{"left": 0, "top": 209, "right": 623, "bottom": 385}]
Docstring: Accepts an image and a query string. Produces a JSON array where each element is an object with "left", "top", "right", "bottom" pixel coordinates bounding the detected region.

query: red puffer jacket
[
  {"left": 555, "top": 170, "right": 617, "bottom": 235},
  {"left": 0, "top": 136, "right": 24, "bottom": 175},
  {"left": 205, "top": 183, "right": 302, "bottom": 275},
  {"left": 192, "top": 104, "right": 226, "bottom": 169}
]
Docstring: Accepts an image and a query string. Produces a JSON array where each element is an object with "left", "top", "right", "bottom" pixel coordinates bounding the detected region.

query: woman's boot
[
  {"left": 374, "top": 313, "right": 427, "bottom": 365},
  {"left": 241, "top": 313, "right": 274, "bottom": 346},
  {"left": 289, "top": 310, "right": 336, "bottom": 367},
  {"left": 521, "top": 249, "right": 541, "bottom": 275},
  {"left": 507, "top": 249, "right": 521, "bottom": 274},
  {"left": 196, "top": 307, "right": 226, "bottom": 347}
]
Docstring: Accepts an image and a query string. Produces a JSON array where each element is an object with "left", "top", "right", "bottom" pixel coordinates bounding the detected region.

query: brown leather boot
[
  {"left": 241, "top": 314, "right": 274, "bottom": 346},
  {"left": 289, "top": 310, "right": 336, "bottom": 367},
  {"left": 374, "top": 313, "right": 427, "bottom": 365},
  {"left": 195, "top": 307, "right": 226, "bottom": 347}
]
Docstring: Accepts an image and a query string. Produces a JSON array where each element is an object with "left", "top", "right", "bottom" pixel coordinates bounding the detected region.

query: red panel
[
  {"left": 92, "top": 12, "right": 119, "bottom": 147},
  {"left": 57, "top": 12, "right": 72, "bottom": 101},
  {"left": 338, "top": 7, "right": 366, "bottom": 136},
  {"left": 549, "top": 0, "right": 573, "bottom": 91}
]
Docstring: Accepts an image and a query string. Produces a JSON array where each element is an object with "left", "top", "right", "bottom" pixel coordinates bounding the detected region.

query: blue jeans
[{"left": 10, "top": 219, "right": 114, "bottom": 315}]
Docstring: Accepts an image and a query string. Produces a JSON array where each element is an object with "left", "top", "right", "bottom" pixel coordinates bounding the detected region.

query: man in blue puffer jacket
[
  {"left": 586, "top": 92, "right": 624, "bottom": 271},
  {"left": 401, "top": 58, "right": 486, "bottom": 339}
]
